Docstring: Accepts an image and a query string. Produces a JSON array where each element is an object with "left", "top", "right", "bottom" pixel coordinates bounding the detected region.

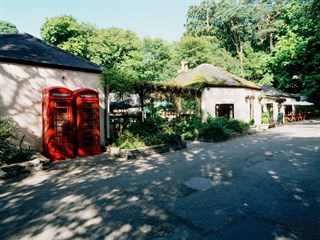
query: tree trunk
[
  {"left": 238, "top": 42, "right": 244, "bottom": 76},
  {"left": 139, "top": 93, "right": 145, "bottom": 122},
  {"left": 270, "top": 32, "right": 274, "bottom": 52},
  {"left": 105, "top": 85, "right": 110, "bottom": 143}
]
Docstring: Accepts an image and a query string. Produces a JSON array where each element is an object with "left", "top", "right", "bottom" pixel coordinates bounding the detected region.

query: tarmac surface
[{"left": 0, "top": 120, "right": 319, "bottom": 240}]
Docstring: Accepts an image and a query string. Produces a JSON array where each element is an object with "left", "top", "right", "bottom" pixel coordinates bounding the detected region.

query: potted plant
[
  {"left": 248, "top": 118, "right": 257, "bottom": 130},
  {"left": 260, "top": 112, "right": 270, "bottom": 130}
]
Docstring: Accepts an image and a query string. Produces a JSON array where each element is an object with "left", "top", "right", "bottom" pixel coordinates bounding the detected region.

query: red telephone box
[
  {"left": 42, "top": 87, "right": 75, "bottom": 161},
  {"left": 73, "top": 88, "right": 101, "bottom": 157}
]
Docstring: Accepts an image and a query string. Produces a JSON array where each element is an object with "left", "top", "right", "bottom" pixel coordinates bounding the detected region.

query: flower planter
[
  {"left": 259, "top": 124, "right": 270, "bottom": 130},
  {"left": 113, "top": 142, "right": 188, "bottom": 160}
]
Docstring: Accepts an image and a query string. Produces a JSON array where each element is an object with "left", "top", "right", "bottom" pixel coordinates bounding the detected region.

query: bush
[
  {"left": 199, "top": 122, "right": 229, "bottom": 142},
  {"left": 227, "top": 119, "right": 249, "bottom": 133},
  {"left": 182, "top": 131, "right": 195, "bottom": 140},
  {"left": 176, "top": 115, "right": 202, "bottom": 140},
  {"left": 226, "top": 119, "right": 242, "bottom": 133},
  {"left": 198, "top": 116, "right": 250, "bottom": 141},
  {"left": 3, "top": 148, "right": 33, "bottom": 165},
  {"left": 113, "top": 114, "right": 250, "bottom": 149},
  {"left": 114, "top": 130, "right": 146, "bottom": 149},
  {"left": 248, "top": 118, "right": 255, "bottom": 125},
  {"left": 261, "top": 111, "right": 270, "bottom": 124},
  {"left": 114, "top": 114, "right": 181, "bottom": 149},
  {"left": 0, "top": 115, "right": 33, "bottom": 166},
  {"left": 207, "top": 116, "right": 228, "bottom": 128},
  {"left": 239, "top": 120, "right": 250, "bottom": 132}
]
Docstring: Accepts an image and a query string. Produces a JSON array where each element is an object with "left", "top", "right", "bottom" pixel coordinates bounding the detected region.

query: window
[{"left": 215, "top": 104, "right": 234, "bottom": 119}]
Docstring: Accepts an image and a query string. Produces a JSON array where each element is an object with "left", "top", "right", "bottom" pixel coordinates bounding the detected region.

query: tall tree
[
  {"left": 270, "top": 0, "right": 320, "bottom": 96},
  {"left": 252, "top": 0, "right": 286, "bottom": 52},
  {"left": 141, "top": 37, "right": 176, "bottom": 81},
  {"left": 41, "top": 15, "right": 83, "bottom": 46},
  {"left": 88, "top": 27, "right": 141, "bottom": 69},
  {"left": 184, "top": 0, "right": 217, "bottom": 37},
  {"left": 58, "top": 22, "right": 96, "bottom": 59},
  {"left": 0, "top": 21, "right": 18, "bottom": 34},
  {"left": 40, "top": 15, "right": 94, "bottom": 59},
  {"left": 244, "top": 43, "right": 273, "bottom": 85},
  {"left": 175, "top": 36, "right": 212, "bottom": 69},
  {"left": 185, "top": 0, "right": 255, "bottom": 76},
  {"left": 214, "top": 0, "right": 255, "bottom": 76}
]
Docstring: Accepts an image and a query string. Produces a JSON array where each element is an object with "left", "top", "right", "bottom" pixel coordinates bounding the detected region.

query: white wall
[
  {"left": 201, "top": 87, "right": 262, "bottom": 123},
  {"left": 0, "top": 62, "right": 105, "bottom": 151}
]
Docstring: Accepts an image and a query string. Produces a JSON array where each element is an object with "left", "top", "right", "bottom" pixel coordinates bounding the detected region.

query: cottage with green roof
[{"left": 169, "top": 63, "right": 263, "bottom": 124}]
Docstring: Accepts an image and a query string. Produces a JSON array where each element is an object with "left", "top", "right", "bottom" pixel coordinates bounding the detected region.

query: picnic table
[{"left": 284, "top": 112, "right": 306, "bottom": 123}]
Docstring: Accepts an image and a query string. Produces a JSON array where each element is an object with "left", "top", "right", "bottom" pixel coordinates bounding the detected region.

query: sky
[{"left": 0, "top": 0, "right": 202, "bottom": 42}]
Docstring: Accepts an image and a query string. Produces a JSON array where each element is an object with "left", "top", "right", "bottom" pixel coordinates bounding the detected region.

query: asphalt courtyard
[{"left": 0, "top": 120, "right": 319, "bottom": 240}]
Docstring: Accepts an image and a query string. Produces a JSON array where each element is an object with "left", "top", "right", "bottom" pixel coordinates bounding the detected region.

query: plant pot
[
  {"left": 259, "top": 124, "right": 269, "bottom": 130},
  {"left": 250, "top": 124, "right": 257, "bottom": 130}
]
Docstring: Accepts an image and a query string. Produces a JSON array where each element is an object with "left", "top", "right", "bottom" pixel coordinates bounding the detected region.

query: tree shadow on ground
[{"left": 0, "top": 122, "right": 319, "bottom": 240}]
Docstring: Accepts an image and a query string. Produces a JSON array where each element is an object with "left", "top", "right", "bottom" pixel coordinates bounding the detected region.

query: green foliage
[
  {"left": 0, "top": 115, "right": 18, "bottom": 160},
  {"left": 89, "top": 27, "right": 142, "bottom": 68},
  {"left": 261, "top": 111, "right": 270, "bottom": 124},
  {"left": 210, "top": 43, "right": 241, "bottom": 76},
  {"left": 99, "top": 35, "right": 176, "bottom": 110},
  {"left": 176, "top": 115, "right": 202, "bottom": 140},
  {"left": 206, "top": 115, "right": 228, "bottom": 127},
  {"left": 114, "top": 115, "right": 181, "bottom": 149},
  {"left": 41, "top": 15, "right": 83, "bottom": 46},
  {"left": 173, "top": 34, "right": 241, "bottom": 77},
  {"left": 113, "top": 113, "right": 250, "bottom": 148},
  {"left": 181, "top": 91, "right": 199, "bottom": 114},
  {"left": 185, "top": 1, "right": 217, "bottom": 37},
  {"left": 114, "top": 130, "right": 146, "bottom": 149},
  {"left": 101, "top": 69, "right": 132, "bottom": 98},
  {"left": 40, "top": 15, "right": 97, "bottom": 59},
  {"left": 183, "top": 0, "right": 318, "bottom": 96},
  {"left": 184, "top": 0, "right": 277, "bottom": 77},
  {"left": 175, "top": 36, "right": 212, "bottom": 69},
  {"left": 244, "top": 45, "right": 274, "bottom": 84},
  {"left": 251, "top": 0, "right": 286, "bottom": 52},
  {"left": 141, "top": 37, "right": 176, "bottom": 81},
  {"left": 199, "top": 122, "right": 229, "bottom": 142},
  {"left": 269, "top": 0, "right": 320, "bottom": 96},
  {"left": 295, "top": 105, "right": 320, "bottom": 118},
  {"left": 248, "top": 118, "right": 255, "bottom": 126},
  {"left": 199, "top": 116, "right": 250, "bottom": 141},
  {"left": 0, "top": 20, "right": 19, "bottom": 34},
  {"left": 2, "top": 148, "right": 33, "bottom": 166},
  {"left": 227, "top": 119, "right": 244, "bottom": 133},
  {"left": 231, "top": 119, "right": 250, "bottom": 132},
  {"left": 38, "top": 1, "right": 319, "bottom": 100},
  {"left": 0, "top": 115, "right": 33, "bottom": 166}
]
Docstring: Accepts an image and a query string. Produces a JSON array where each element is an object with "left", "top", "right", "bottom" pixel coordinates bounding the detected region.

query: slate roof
[
  {"left": 0, "top": 33, "right": 103, "bottom": 73},
  {"left": 259, "top": 84, "right": 292, "bottom": 98},
  {"left": 169, "top": 64, "right": 260, "bottom": 90}
]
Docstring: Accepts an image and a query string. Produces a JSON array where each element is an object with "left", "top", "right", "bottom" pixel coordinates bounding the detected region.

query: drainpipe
[{"left": 104, "top": 85, "right": 110, "bottom": 145}]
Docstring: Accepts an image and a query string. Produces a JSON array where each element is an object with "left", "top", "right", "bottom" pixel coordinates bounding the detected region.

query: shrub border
[{"left": 112, "top": 141, "right": 187, "bottom": 160}]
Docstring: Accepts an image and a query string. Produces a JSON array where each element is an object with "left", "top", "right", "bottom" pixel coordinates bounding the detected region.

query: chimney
[{"left": 178, "top": 60, "right": 189, "bottom": 73}]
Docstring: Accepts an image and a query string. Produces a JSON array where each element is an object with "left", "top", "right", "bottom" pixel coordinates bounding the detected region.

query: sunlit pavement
[{"left": 0, "top": 120, "right": 319, "bottom": 240}]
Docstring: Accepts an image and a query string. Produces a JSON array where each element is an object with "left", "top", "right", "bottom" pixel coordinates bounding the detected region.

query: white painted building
[
  {"left": 201, "top": 87, "right": 262, "bottom": 123},
  {"left": 0, "top": 33, "right": 106, "bottom": 151},
  {"left": 171, "top": 64, "right": 263, "bottom": 124}
]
